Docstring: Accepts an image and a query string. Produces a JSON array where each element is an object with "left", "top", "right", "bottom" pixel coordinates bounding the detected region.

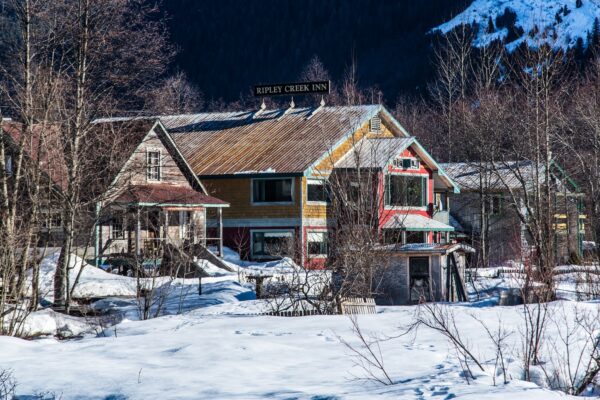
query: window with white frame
[
  {"left": 307, "top": 179, "right": 330, "bottom": 203},
  {"left": 146, "top": 150, "right": 161, "bottom": 181},
  {"left": 251, "top": 230, "right": 294, "bottom": 258},
  {"left": 307, "top": 231, "right": 328, "bottom": 257},
  {"left": 385, "top": 175, "right": 427, "bottom": 207},
  {"left": 393, "top": 157, "right": 419, "bottom": 170},
  {"left": 111, "top": 215, "right": 125, "bottom": 239},
  {"left": 369, "top": 115, "right": 382, "bottom": 134},
  {"left": 252, "top": 178, "right": 293, "bottom": 203},
  {"left": 179, "top": 210, "right": 194, "bottom": 239}
]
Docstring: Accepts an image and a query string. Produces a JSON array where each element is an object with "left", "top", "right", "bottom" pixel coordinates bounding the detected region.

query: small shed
[{"left": 376, "top": 243, "right": 474, "bottom": 305}]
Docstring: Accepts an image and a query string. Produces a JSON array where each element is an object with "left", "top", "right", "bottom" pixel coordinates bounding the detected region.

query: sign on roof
[{"left": 254, "top": 80, "right": 330, "bottom": 97}]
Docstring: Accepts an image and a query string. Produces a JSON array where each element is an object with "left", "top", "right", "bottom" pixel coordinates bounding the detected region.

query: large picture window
[
  {"left": 385, "top": 175, "right": 426, "bottom": 207},
  {"left": 252, "top": 178, "right": 293, "bottom": 203},
  {"left": 252, "top": 230, "right": 294, "bottom": 259}
]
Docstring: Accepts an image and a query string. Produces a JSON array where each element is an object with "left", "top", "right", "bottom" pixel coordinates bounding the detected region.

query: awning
[
  {"left": 113, "top": 184, "right": 229, "bottom": 208},
  {"left": 382, "top": 214, "right": 454, "bottom": 232},
  {"left": 378, "top": 242, "right": 476, "bottom": 255}
]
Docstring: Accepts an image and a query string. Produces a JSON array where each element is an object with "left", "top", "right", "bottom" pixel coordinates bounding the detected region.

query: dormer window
[
  {"left": 369, "top": 116, "right": 382, "bottom": 134},
  {"left": 146, "top": 150, "right": 161, "bottom": 181}
]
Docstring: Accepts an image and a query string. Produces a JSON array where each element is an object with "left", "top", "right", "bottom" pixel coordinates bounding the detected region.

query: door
[{"left": 409, "top": 256, "right": 430, "bottom": 303}]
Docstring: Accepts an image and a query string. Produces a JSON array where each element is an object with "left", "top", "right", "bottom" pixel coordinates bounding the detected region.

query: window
[
  {"left": 382, "top": 230, "right": 426, "bottom": 244},
  {"left": 40, "top": 211, "right": 62, "bottom": 230},
  {"left": 5, "top": 155, "right": 12, "bottom": 177},
  {"left": 385, "top": 175, "right": 427, "bottom": 207},
  {"left": 179, "top": 211, "right": 193, "bottom": 239},
  {"left": 393, "top": 157, "right": 419, "bottom": 170},
  {"left": 252, "top": 230, "right": 294, "bottom": 259},
  {"left": 252, "top": 178, "right": 293, "bottom": 203},
  {"left": 307, "top": 179, "right": 330, "bottom": 203},
  {"left": 369, "top": 116, "right": 382, "bottom": 134},
  {"left": 111, "top": 216, "right": 125, "bottom": 239},
  {"left": 435, "top": 192, "right": 448, "bottom": 212},
  {"left": 490, "top": 195, "right": 503, "bottom": 215},
  {"left": 146, "top": 150, "right": 161, "bottom": 181},
  {"left": 405, "top": 231, "right": 426, "bottom": 244},
  {"left": 383, "top": 229, "right": 403, "bottom": 244},
  {"left": 307, "top": 231, "right": 328, "bottom": 257}
]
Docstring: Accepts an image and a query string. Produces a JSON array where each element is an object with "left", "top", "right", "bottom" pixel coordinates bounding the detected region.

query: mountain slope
[{"left": 436, "top": 0, "right": 600, "bottom": 50}]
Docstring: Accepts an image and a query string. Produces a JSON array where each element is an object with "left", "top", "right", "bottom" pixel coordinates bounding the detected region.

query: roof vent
[{"left": 369, "top": 115, "right": 382, "bottom": 134}]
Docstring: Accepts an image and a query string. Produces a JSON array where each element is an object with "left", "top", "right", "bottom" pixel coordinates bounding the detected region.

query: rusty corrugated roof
[
  {"left": 335, "top": 137, "right": 414, "bottom": 169},
  {"left": 160, "top": 105, "right": 381, "bottom": 176},
  {"left": 114, "top": 184, "right": 228, "bottom": 206}
]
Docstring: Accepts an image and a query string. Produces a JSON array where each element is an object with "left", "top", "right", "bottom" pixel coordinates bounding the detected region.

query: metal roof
[
  {"left": 440, "top": 161, "right": 544, "bottom": 191},
  {"left": 159, "top": 105, "right": 381, "bottom": 176},
  {"left": 334, "top": 137, "right": 414, "bottom": 168},
  {"left": 382, "top": 214, "right": 455, "bottom": 232},
  {"left": 113, "top": 184, "right": 228, "bottom": 207}
]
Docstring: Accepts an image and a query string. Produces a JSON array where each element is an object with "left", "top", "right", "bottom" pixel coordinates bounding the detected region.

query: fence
[{"left": 259, "top": 297, "right": 377, "bottom": 317}]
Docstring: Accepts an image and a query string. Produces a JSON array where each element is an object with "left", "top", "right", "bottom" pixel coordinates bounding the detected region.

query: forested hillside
[{"left": 162, "top": 0, "right": 470, "bottom": 103}]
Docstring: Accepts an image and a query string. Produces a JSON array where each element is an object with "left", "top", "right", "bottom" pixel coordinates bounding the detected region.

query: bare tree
[{"left": 145, "top": 71, "right": 204, "bottom": 115}]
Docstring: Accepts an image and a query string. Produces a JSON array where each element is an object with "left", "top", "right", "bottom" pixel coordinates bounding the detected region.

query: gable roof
[
  {"left": 335, "top": 136, "right": 460, "bottom": 193},
  {"left": 90, "top": 119, "right": 210, "bottom": 197},
  {"left": 440, "top": 161, "right": 549, "bottom": 192},
  {"left": 158, "top": 105, "right": 383, "bottom": 177},
  {"left": 335, "top": 137, "right": 414, "bottom": 169}
]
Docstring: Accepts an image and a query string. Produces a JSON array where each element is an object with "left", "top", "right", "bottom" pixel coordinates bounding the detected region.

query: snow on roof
[
  {"left": 434, "top": 0, "right": 600, "bottom": 51},
  {"left": 440, "top": 160, "right": 544, "bottom": 191},
  {"left": 382, "top": 214, "right": 454, "bottom": 232}
]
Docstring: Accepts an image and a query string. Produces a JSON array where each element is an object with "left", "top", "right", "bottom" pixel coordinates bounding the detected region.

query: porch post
[
  {"left": 218, "top": 207, "right": 223, "bottom": 257},
  {"left": 94, "top": 202, "right": 101, "bottom": 267},
  {"left": 135, "top": 207, "right": 141, "bottom": 258},
  {"left": 164, "top": 210, "right": 169, "bottom": 243}
]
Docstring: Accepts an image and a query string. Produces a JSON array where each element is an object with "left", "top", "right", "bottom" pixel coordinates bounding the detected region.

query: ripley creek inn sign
[{"left": 254, "top": 80, "right": 330, "bottom": 97}]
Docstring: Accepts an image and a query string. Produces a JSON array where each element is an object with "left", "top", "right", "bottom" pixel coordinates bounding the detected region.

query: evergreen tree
[{"left": 486, "top": 16, "right": 495, "bottom": 33}]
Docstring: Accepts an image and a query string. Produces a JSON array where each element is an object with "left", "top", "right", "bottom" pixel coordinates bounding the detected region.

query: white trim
[
  {"left": 306, "top": 229, "right": 328, "bottom": 258},
  {"left": 250, "top": 176, "right": 295, "bottom": 205},
  {"left": 250, "top": 228, "right": 295, "bottom": 260},
  {"left": 384, "top": 173, "right": 430, "bottom": 209},
  {"left": 146, "top": 147, "right": 162, "bottom": 182}
]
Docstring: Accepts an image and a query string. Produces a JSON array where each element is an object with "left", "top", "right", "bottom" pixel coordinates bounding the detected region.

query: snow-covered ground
[
  {"left": 436, "top": 0, "right": 600, "bottom": 50},
  {"left": 3, "top": 253, "right": 600, "bottom": 399},
  {"left": 2, "top": 301, "right": 588, "bottom": 399}
]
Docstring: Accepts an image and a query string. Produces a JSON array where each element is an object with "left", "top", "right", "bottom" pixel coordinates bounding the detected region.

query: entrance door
[{"left": 409, "top": 256, "right": 430, "bottom": 303}]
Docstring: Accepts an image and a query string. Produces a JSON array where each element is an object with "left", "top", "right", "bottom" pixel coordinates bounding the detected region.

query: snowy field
[{"left": 2, "top": 253, "right": 600, "bottom": 399}]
